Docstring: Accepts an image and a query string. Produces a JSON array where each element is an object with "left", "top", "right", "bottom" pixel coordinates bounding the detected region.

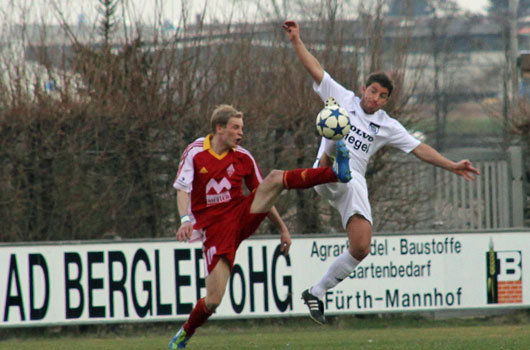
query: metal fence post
[{"left": 509, "top": 145, "right": 524, "bottom": 227}]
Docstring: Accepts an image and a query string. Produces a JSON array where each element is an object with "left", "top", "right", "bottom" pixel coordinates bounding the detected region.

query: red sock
[
  {"left": 282, "top": 167, "right": 337, "bottom": 189},
  {"left": 183, "top": 297, "right": 213, "bottom": 336}
]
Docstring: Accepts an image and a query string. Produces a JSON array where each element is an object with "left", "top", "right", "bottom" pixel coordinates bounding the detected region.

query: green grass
[
  {"left": 444, "top": 118, "right": 504, "bottom": 135},
  {"left": 414, "top": 117, "right": 504, "bottom": 136},
  {"left": 1, "top": 313, "right": 530, "bottom": 350}
]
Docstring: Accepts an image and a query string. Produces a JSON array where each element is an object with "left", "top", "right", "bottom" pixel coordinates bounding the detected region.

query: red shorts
[{"left": 202, "top": 192, "right": 267, "bottom": 275}]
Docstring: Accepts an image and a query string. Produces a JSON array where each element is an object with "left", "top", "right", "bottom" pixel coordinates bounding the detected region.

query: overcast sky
[{"left": 0, "top": 0, "right": 490, "bottom": 26}]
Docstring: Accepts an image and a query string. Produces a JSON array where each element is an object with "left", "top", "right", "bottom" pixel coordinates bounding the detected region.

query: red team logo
[{"left": 205, "top": 178, "right": 232, "bottom": 206}]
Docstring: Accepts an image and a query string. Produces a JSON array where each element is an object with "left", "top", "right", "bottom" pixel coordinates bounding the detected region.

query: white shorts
[{"left": 314, "top": 170, "right": 372, "bottom": 228}]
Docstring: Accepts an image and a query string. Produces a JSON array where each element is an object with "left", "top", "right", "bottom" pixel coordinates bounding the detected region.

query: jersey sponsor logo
[
  {"left": 206, "top": 178, "right": 231, "bottom": 194},
  {"left": 346, "top": 125, "right": 373, "bottom": 154},
  {"left": 200, "top": 167, "right": 208, "bottom": 174},
  {"left": 206, "top": 178, "right": 232, "bottom": 206},
  {"left": 350, "top": 125, "right": 374, "bottom": 142},
  {"left": 206, "top": 192, "right": 231, "bottom": 205}
]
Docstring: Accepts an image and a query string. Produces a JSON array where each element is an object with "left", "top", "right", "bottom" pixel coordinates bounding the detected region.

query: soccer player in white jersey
[{"left": 282, "top": 20, "right": 480, "bottom": 324}]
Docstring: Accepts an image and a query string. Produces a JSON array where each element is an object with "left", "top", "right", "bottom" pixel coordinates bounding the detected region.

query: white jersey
[{"left": 313, "top": 72, "right": 421, "bottom": 176}]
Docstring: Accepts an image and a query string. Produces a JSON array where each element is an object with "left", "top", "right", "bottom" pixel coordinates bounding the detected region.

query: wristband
[{"left": 180, "top": 215, "right": 191, "bottom": 224}]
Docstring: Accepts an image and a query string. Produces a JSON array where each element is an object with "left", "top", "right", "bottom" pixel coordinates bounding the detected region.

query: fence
[
  {"left": 380, "top": 146, "right": 525, "bottom": 231},
  {"left": 434, "top": 146, "right": 524, "bottom": 230}
]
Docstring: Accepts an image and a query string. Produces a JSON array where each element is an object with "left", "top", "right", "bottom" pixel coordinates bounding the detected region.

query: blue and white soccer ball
[{"left": 316, "top": 105, "right": 351, "bottom": 140}]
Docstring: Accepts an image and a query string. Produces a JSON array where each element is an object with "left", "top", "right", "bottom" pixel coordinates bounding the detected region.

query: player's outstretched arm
[
  {"left": 176, "top": 190, "right": 193, "bottom": 241},
  {"left": 412, "top": 143, "right": 480, "bottom": 180},
  {"left": 282, "top": 20, "right": 324, "bottom": 84},
  {"left": 267, "top": 206, "right": 292, "bottom": 256}
]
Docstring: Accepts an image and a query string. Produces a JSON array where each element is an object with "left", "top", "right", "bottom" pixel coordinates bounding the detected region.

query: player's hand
[
  {"left": 279, "top": 229, "right": 292, "bottom": 256},
  {"left": 453, "top": 160, "right": 480, "bottom": 180},
  {"left": 282, "top": 21, "right": 299, "bottom": 42},
  {"left": 176, "top": 222, "right": 193, "bottom": 241}
]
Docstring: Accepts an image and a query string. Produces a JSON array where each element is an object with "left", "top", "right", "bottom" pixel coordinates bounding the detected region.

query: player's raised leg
[{"left": 250, "top": 143, "right": 352, "bottom": 214}]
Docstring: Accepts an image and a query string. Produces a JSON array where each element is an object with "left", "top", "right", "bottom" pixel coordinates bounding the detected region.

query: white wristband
[{"left": 180, "top": 215, "right": 191, "bottom": 224}]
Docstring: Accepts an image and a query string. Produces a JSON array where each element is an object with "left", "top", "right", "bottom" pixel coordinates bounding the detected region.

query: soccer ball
[{"left": 316, "top": 105, "right": 351, "bottom": 140}]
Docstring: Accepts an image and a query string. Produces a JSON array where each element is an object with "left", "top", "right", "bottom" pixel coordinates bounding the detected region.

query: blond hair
[{"left": 210, "top": 104, "right": 243, "bottom": 133}]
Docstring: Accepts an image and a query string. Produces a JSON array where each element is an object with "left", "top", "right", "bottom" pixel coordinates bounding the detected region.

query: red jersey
[{"left": 173, "top": 135, "right": 263, "bottom": 229}]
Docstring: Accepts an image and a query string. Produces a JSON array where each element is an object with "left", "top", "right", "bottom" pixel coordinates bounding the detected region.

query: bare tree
[
  {"left": 426, "top": 0, "right": 461, "bottom": 151},
  {"left": 0, "top": 0, "right": 462, "bottom": 241}
]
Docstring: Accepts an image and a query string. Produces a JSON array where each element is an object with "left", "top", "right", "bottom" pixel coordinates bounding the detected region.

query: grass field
[{"left": 1, "top": 312, "right": 530, "bottom": 350}]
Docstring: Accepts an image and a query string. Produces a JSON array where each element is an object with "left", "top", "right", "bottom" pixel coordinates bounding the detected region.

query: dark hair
[{"left": 365, "top": 72, "right": 394, "bottom": 96}]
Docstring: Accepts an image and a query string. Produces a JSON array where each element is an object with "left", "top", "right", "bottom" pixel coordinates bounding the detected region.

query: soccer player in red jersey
[{"left": 169, "top": 104, "right": 352, "bottom": 349}]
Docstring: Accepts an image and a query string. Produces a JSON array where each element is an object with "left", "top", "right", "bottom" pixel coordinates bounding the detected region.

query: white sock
[{"left": 310, "top": 251, "right": 360, "bottom": 300}]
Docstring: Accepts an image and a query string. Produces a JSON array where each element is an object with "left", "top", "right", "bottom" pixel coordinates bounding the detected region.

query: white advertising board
[{"left": 0, "top": 231, "right": 528, "bottom": 327}]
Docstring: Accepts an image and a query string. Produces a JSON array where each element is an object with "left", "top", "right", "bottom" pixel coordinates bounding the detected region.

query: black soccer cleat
[{"left": 301, "top": 289, "right": 326, "bottom": 325}]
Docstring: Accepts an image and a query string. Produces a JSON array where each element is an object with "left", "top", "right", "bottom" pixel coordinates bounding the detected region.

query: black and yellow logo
[{"left": 486, "top": 239, "right": 522, "bottom": 304}]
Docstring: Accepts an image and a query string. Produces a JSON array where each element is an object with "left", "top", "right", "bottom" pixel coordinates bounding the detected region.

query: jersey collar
[{"left": 204, "top": 134, "right": 234, "bottom": 160}]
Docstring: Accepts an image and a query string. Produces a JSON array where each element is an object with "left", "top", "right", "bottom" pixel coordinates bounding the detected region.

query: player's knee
[
  {"left": 264, "top": 169, "right": 285, "bottom": 188},
  {"left": 350, "top": 234, "right": 371, "bottom": 260},
  {"left": 270, "top": 169, "right": 284, "bottom": 183},
  {"left": 349, "top": 245, "right": 369, "bottom": 261},
  {"left": 346, "top": 215, "right": 372, "bottom": 261}
]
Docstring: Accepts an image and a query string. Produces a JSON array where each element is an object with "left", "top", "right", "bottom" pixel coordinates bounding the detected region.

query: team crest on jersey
[
  {"left": 205, "top": 177, "right": 232, "bottom": 205},
  {"left": 369, "top": 122, "right": 380, "bottom": 134},
  {"left": 226, "top": 164, "right": 235, "bottom": 177}
]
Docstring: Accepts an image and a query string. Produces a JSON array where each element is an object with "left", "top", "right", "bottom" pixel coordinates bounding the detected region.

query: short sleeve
[
  {"left": 173, "top": 151, "right": 194, "bottom": 192},
  {"left": 386, "top": 120, "right": 421, "bottom": 153},
  {"left": 313, "top": 72, "right": 356, "bottom": 106}
]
